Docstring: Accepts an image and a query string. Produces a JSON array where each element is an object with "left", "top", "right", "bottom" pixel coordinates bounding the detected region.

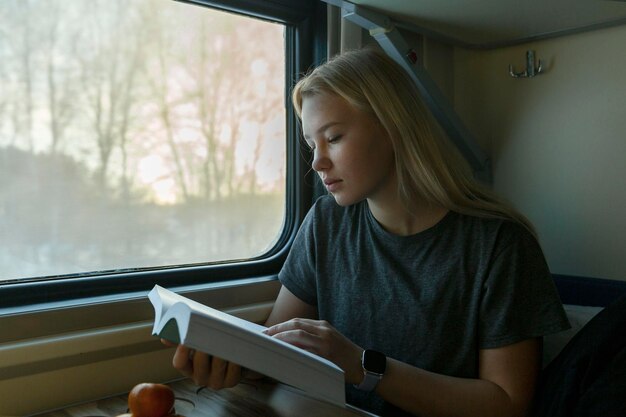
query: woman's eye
[{"left": 328, "top": 135, "right": 342, "bottom": 143}]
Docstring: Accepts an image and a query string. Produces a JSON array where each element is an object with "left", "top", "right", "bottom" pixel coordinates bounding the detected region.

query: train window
[{"left": 0, "top": 0, "right": 322, "bottom": 303}]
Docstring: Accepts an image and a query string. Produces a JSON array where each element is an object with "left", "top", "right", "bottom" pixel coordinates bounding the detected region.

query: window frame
[{"left": 0, "top": 0, "right": 326, "bottom": 309}]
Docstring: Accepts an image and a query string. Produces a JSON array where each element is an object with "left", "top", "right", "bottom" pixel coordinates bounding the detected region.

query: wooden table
[{"left": 36, "top": 378, "right": 378, "bottom": 417}]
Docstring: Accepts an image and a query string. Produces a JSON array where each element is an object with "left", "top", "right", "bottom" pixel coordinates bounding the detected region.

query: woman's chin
[{"left": 330, "top": 193, "right": 360, "bottom": 207}]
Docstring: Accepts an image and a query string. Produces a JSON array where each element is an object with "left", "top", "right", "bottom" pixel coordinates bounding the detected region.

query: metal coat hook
[{"left": 509, "top": 50, "right": 543, "bottom": 78}]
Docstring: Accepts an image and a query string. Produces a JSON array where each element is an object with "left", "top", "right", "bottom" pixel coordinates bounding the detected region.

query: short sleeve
[
  {"left": 277, "top": 206, "right": 319, "bottom": 307},
  {"left": 479, "top": 224, "right": 570, "bottom": 349}
]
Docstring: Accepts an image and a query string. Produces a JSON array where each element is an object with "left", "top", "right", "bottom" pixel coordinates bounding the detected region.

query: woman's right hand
[{"left": 167, "top": 341, "right": 244, "bottom": 389}]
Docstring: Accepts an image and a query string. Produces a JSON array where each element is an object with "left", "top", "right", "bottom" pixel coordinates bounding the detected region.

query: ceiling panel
[{"left": 349, "top": 0, "right": 626, "bottom": 47}]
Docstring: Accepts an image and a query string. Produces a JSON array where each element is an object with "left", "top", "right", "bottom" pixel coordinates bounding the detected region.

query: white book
[{"left": 148, "top": 285, "right": 346, "bottom": 407}]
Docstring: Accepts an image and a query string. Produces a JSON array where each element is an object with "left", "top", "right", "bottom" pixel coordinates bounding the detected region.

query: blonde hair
[{"left": 292, "top": 47, "right": 536, "bottom": 236}]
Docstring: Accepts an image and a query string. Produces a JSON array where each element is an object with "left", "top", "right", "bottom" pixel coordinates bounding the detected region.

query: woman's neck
[{"left": 367, "top": 197, "right": 449, "bottom": 237}]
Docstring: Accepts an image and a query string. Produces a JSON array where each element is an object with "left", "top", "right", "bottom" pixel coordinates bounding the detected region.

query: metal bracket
[
  {"left": 321, "top": 0, "right": 491, "bottom": 183},
  {"left": 509, "top": 50, "right": 544, "bottom": 78}
]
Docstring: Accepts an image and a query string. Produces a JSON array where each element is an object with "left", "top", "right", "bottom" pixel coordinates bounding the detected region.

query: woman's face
[{"left": 301, "top": 92, "right": 396, "bottom": 207}]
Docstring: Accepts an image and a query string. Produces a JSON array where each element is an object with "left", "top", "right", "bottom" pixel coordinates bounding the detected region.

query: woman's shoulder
[
  {"left": 449, "top": 211, "right": 538, "bottom": 248},
  {"left": 448, "top": 213, "right": 549, "bottom": 281}
]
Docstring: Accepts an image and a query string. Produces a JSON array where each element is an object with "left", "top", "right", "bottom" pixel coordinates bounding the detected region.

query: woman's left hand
[{"left": 264, "top": 318, "right": 364, "bottom": 385}]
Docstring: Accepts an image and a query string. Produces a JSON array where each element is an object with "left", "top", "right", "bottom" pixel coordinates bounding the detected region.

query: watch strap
[{"left": 355, "top": 371, "right": 383, "bottom": 391}]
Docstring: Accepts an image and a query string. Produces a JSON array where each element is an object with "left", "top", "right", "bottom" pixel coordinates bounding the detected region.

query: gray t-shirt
[{"left": 278, "top": 195, "right": 570, "bottom": 415}]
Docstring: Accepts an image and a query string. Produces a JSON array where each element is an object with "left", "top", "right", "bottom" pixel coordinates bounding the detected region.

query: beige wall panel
[
  {"left": 454, "top": 25, "right": 626, "bottom": 280},
  {"left": 0, "top": 348, "right": 179, "bottom": 416}
]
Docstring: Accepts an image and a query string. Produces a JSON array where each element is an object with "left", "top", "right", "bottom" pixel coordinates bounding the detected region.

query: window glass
[{"left": 0, "top": 0, "right": 286, "bottom": 282}]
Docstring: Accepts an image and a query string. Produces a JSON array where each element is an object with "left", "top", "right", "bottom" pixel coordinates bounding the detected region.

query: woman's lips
[{"left": 324, "top": 179, "right": 342, "bottom": 192}]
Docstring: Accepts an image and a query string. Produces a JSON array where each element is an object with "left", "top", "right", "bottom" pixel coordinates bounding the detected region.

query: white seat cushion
[{"left": 542, "top": 304, "right": 604, "bottom": 367}]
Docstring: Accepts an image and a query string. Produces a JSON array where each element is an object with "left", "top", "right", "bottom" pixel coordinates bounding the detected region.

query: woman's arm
[
  {"left": 264, "top": 285, "right": 318, "bottom": 326},
  {"left": 377, "top": 338, "right": 541, "bottom": 417},
  {"left": 267, "top": 318, "right": 541, "bottom": 417}
]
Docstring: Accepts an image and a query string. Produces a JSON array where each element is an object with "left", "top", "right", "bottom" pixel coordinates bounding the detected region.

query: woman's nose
[{"left": 311, "top": 147, "right": 331, "bottom": 172}]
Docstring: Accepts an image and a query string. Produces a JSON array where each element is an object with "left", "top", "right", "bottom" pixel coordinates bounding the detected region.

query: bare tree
[
  {"left": 193, "top": 18, "right": 239, "bottom": 201},
  {"left": 141, "top": 5, "right": 192, "bottom": 202},
  {"left": 0, "top": 31, "right": 9, "bottom": 145},
  {"left": 76, "top": 0, "right": 146, "bottom": 191},
  {"left": 185, "top": 15, "right": 284, "bottom": 200},
  {"left": 116, "top": 3, "right": 151, "bottom": 203},
  {"left": 234, "top": 24, "right": 285, "bottom": 196},
  {"left": 42, "top": 2, "right": 78, "bottom": 154},
  {"left": 2, "top": 0, "right": 38, "bottom": 151}
]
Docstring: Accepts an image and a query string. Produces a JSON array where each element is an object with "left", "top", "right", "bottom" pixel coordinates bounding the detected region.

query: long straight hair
[{"left": 292, "top": 47, "right": 536, "bottom": 236}]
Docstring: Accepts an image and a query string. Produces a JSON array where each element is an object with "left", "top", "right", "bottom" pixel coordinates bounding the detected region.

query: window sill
[{"left": 0, "top": 277, "right": 280, "bottom": 416}]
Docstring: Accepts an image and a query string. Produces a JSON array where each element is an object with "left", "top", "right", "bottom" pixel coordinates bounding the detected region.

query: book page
[{"left": 150, "top": 285, "right": 266, "bottom": 334}]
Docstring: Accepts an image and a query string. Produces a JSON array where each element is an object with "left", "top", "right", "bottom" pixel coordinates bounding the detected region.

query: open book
[{"left": 148, "top": 285, "right": 346, "bottom": 407}]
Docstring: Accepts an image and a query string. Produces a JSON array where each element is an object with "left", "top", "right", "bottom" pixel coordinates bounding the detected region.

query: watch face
[{"left": 363, "top": 349, "right": 386, "bottom": 374}]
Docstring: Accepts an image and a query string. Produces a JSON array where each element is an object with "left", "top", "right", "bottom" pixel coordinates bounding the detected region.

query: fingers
[
  {"left": 265, "top": 317, "right": 327, "bottom": 336},
  {"left": 206, "top": 356, "right": 226, "bottom": 388},
  {"left": 224, "top": 363, "right": 243, "bottom": 388},
  {"left": 264, "top": 318, "right": 362, "bottom": 381},
  {"left": 160, "top": 338, "right": 176, "bottom": 347},
  {"left": 192, "top": 349, "right": 211, "bottom": 386},
  {"left": 271, "top": 328, "right": 320, "bottom": 351},
  {"left": 208, "top": 357, "right": 242, "bottom": 389},
  {"left": 171, "top": 345, "right": 242, "bottom": 389},
  {"left": 172, "top": 345, "right": 194, "bottom": 377},
  {"left": 266, "top": 318, "right": 332, "bottom": 355}
]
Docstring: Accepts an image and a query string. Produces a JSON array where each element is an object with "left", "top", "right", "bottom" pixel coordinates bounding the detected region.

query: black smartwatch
[{"left": 354, "top": 349, "right": 387, "bottom": 391}]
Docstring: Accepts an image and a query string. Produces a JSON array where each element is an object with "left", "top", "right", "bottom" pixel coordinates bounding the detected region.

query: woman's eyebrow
[{"left": 303, "top": 121, "right": 343, "bottom": 140}]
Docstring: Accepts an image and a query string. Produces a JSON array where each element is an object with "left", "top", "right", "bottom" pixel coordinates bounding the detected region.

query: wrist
[{"left": 349, "top": 348, "right": 366, "bottom": 385}]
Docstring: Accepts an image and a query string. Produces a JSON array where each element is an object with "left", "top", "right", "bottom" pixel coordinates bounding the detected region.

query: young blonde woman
[{"left": 171, "top": 47, "right": 569, "bottom": 417}]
